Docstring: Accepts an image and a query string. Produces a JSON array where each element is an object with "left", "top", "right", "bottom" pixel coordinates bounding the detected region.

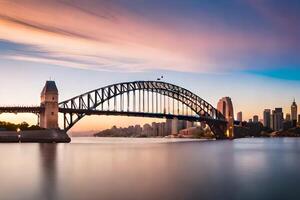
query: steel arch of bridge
[{"left": 59, "top": 81, "right": 227, "bottom": 138}]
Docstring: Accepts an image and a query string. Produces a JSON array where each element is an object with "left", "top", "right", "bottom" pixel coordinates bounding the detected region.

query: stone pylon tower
[{"left": 40, "top": 81, "right": 59, "bottom": 129}]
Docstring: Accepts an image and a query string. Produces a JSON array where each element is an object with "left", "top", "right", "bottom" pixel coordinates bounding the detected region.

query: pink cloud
[{"left": 0, "top": 0, "right": 297, "bottom": 73}]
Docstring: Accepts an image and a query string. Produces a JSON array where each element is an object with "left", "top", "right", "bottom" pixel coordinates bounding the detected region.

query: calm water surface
[{"left": 0, "top": 138, "right": 300, "bottom": 200}]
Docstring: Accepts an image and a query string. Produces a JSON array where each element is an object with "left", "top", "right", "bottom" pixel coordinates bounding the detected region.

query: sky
[{"left": 0, "top": 0, "right": 300, "bottom": 132}]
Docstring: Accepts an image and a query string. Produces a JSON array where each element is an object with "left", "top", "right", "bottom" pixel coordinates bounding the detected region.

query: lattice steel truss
[{"left": 59, "top": 81, "right": 227, "bottom": 137}]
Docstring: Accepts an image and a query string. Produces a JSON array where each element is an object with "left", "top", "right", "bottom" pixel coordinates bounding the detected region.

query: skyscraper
[
  {"left": 237, "top": 112, "right": 242, "bottom": 122},
  {"left": 291, "top": 99, "right": 297, "bottom": 127},
  {"left": 253, "top": 115, "right": 259, "bottom": 123},
  {"left": 263, "top": 109, "right": 271, "bottom": 129},
  {"left": 272, "top": 108, "right": 284, "bottom": 131}
]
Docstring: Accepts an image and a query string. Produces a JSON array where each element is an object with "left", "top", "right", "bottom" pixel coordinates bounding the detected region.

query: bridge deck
[
  {"left": 59, "top": 108, "right": 227, "bottom": 123},
  {"left": 0, "top": 106, "right": 43, "bottom": 114}
]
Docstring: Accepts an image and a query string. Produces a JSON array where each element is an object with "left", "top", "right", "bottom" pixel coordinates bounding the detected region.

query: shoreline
[
  {"left": 0, "top": 129, "right": 71, "bottom": 143},
  {"left": 70, "top": 137, "right": 213, "bottom": 144}
]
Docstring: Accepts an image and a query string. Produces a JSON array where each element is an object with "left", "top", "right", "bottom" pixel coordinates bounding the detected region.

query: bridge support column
[{"left": 40, "top": 81, "right": 59, "bottom": 129}]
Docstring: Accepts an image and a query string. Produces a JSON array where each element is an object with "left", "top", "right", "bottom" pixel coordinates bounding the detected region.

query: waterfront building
[
  {"left": 291, "top": 99, "right": 297, "bottom": 127},
  {"left": 237, "top": 112, "right": 242, "bottom": 122},
  {"left": 171, "top": 118, "right": 179, "bottom": 135},
  {"left": 253, "top": 115, "right": 259, "bottom": 123},
  {"left": 169, "top": 118, "right": 187, "bottom": 135},
  {"left": 134, "top": 125, "right": 142, "bottom": 135},
  {"left": 263, "top": 109, "right": 271, "bottom": 129},
  {"left": 217, "top": 97, "right": 234, "bottom": 138},
  {"left": 272, "top": 108, "right": 284, "bottom": 131},
  {"left": 286, "top": 113, "right": 291, "bottom": 121},
  {"left": 179, "top": 126, "right": 206, "bottom": 136},
  {"left": 283, "top": 120, "right": 293, "bottom": 131},
  {"left": 158, "top": 122, "right": 166, "bottom": 137},
  {"left": 166, "top": 119, "right": 172, "bottom": 135},
  {"left": 270, "top": 113, "right": 274, "bottom": 130},
  {"left": 152, "top": 122, "right": 159, "bottom": 136},
  {"left": 142, "top": 123, "right": 152, "bottom": 136}
]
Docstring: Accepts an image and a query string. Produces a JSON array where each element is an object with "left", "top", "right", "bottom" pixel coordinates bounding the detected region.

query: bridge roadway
[
  {"left": 58, "top": 108, "right": 226, "bottom": 124},
  {"left": 0, "top": 106, "right": 43, "bottom": 114},
  {"left": 0, "top": 106, "right": 225, "bottom": 124},
  {"left": 0, "top": 106, "right": 221, "bottom": 121}
]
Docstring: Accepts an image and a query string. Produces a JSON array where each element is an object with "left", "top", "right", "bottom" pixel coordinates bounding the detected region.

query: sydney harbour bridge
[{"left": 0, "top": 81, "right": 231, "bottom": 139}]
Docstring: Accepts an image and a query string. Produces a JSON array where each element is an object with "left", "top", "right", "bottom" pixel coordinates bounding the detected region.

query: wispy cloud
[{"left": 0, "top": 0, "right": 299, "bottom": 74}]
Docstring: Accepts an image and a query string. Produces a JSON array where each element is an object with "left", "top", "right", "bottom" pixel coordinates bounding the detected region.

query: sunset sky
[{"left": 0, "top": 0, "right": 300, "bottom": 132}]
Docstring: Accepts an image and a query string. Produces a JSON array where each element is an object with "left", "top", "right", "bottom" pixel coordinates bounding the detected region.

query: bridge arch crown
[{"left": 58, "top": 81, "right": 226, "bottom": 137}]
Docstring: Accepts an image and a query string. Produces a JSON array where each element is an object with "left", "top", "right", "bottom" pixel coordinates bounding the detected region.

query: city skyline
[{"left": 1, "top": 0, "right": 300, "bottom": 132}]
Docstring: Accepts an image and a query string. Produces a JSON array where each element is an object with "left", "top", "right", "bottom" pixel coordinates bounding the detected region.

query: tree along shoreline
[{"left": 0, "top": 121, "right": 43, "bottom": 132}]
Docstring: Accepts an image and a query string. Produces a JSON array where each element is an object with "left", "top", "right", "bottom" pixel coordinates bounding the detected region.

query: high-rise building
[
  {"left": 217, "top": 97, "right": 234, "bottom": 138},
  {"left": 270, "top": 113, "right": 274, "bottom": 130},
  {"left": 166, "top": 119, "right": 172, "bottom": 135},
  {"left": 286, "top": 113, "right": 291, "bottom": 121},
  {"left": 142, "top": 123, "right": 152, "bottom": 136},
  {"left": 272, "top": 108, "right": 284, "bottom": 131},
  {"left": 171, "top": 118, "right": 179, "bottom": 135},
  {"left": 253, "top": 115, "right": 259, "bottom": 123},
  {"left": 134, "top": 125, "right": 142, "bottom": 135},
  {"left": 263, "top": 109, "right": 271, "bottom": 128},
  {"left": 291, "top": 99, "right": 297, "bottom": 127},
  {"left": 158, "top": 122, "right": 166, "bottom": 137},
  {"left": 152, "top": 122, "right": 159, "bottom": 136},
  {"left": 237, "top": 112, "right": 242, "bottom": 122}
]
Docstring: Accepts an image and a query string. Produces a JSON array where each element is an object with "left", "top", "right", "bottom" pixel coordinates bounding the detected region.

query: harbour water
[{"left": 0, "top": 138, "right": 300, "bottom": 200}]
